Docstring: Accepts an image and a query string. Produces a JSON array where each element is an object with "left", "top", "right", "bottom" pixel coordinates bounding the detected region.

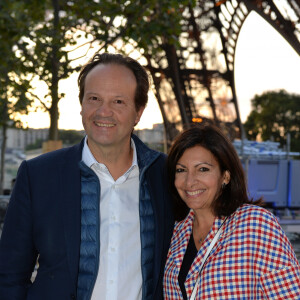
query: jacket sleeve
[
  {"left": 259, "top": 264, "right": 300, "bottom": 299},
  {"left": 255, "top": 208, "right": 300, "bottom": 299},
  {"left": 0, "top": 161, "right": 37, "bottom": 300}
]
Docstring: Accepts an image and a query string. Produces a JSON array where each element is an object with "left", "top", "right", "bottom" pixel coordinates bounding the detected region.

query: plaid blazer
[{"left": 163, "top": 205, "right": 300, "bottom": 299}]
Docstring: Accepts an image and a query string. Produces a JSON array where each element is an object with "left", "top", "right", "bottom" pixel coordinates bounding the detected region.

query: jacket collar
[{"left": 131, "top": 134, "right": 161, "bottom": 173}]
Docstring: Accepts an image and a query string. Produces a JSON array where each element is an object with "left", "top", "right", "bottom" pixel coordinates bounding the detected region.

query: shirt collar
[{"left": 82, "top": 135, "right": 138, "bottom": 170}]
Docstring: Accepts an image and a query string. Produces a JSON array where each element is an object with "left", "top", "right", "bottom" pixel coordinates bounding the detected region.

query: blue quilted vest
[{"left": 77, "top": 162, "right": 100, "bottom": 300}]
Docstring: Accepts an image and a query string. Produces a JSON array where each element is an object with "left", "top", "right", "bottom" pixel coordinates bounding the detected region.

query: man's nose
[{"left": 96, "top": 101, "right": 113, "bottom": 116}]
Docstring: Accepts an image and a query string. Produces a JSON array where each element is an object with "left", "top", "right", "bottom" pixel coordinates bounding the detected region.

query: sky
[
  {"left": 20, "top": 11, "right": 300, "bottom": 131},
  {"left": 235, "top": 12, "right": 300, "bottom": 123}
]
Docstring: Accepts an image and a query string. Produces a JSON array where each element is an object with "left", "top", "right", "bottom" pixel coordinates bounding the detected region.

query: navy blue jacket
[{"left": 0, "top": 135, "right": 174, "bottom": 299}]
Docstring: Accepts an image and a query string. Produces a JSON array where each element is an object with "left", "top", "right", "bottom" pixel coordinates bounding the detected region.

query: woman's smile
[{"left": 185, "top": 189, "right": 205, "bottom": 197}]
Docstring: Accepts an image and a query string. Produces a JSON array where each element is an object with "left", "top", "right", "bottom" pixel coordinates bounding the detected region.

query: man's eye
[
  {"left": 89, "top": 96, "right": 98, "bottom": 101},
  {"left": 115, "top": 99, "right": 124, "bottom": 104}
]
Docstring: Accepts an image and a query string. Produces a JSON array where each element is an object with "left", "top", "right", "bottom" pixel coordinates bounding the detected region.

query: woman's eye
[
  {"left": 175, "top": 168, "right": 185, "bottom": 173},
  {"left": 199, "top": 167, "right": 209, "bottom": 172}
]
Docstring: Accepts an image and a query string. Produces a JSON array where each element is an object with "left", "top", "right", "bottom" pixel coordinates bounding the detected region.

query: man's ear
[{"left": 134, "top": 106, "right": 145, "bottom": 126}]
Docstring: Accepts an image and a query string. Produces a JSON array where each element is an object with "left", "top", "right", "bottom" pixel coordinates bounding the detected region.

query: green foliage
[
  {"left": 58, "top": 130, "right": 84, "bottom": 146},
  {"left": 71, "top": 0, "right": 196, "bottom": 54},
  {"left": 25, "top": 138, "right": 44, "bottom": 151},
  {"left": 25, "top": 130, "right": 84, "bottom": 150},
  {"left": 0, "top": 0, "right": 35, "bottom": 129},
  {"left": 244, "top": 90, "right": 300, "bottom": 152},
  {"left": 118, "top": 0, "right": 195, "bottom": 53}
]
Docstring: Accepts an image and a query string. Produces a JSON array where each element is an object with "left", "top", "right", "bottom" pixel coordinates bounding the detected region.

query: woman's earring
[{"left": 222, "top": 183, "right": 226, "bottom": 189}]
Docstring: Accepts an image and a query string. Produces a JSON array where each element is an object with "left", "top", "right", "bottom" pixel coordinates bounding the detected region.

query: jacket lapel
[
  {"left": 170, "top": 211, "right": 194, "bottom": 268},
  {"left": 186, "top": 213, "right": 236, "bottom": 283},
  {"left": 61, "top": 141, "right": 83, "bottom": 288}
]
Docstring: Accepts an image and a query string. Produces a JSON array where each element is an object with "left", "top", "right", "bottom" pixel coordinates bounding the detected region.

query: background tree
[
  {"left": 0, "top": 1, "right": 35, "bottom": 194},
  {"left": 244, "top": 90, "right": 300, "bottom": 152},
  {"left": 10, "top": 0, "right": 91, "bottom": 141}
]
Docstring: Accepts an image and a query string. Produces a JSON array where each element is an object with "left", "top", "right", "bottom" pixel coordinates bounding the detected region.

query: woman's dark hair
[
  {"left": 167, "top": 123, "right": 263, "bottom": 221},
  {"left": 78, "top": 53, "right": 149, "bottom": 111}
]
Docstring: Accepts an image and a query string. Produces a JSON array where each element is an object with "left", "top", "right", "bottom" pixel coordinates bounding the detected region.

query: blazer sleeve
[{"left": 0, "top": 161, "right": 38, "bottom": 300}]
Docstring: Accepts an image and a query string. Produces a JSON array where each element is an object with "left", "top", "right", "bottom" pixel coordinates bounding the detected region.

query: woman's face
[{"left": 174, "top": 145, "right": 230, "bottom": 214}]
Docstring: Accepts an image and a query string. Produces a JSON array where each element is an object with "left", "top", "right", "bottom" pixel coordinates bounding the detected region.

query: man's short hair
[{"left": 78, "top": 53, "right": 149, "bottom": 111}]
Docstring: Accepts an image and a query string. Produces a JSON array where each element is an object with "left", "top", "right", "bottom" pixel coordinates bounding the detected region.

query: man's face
[{"left": 81, "top": 63, "right": 144, "bottom": 156}]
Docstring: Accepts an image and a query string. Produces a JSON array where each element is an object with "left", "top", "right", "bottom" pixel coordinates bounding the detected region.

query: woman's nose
[{"left": 185, "top": 171, "right": 197, "bottom": 187}]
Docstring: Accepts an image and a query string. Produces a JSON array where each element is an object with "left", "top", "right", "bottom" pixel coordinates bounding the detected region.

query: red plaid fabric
[{"left": 163, "top": 205, "right": 300, "bottom": 299}]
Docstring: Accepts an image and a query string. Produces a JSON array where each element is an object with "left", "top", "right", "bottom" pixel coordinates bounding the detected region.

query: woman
[{"left": 163, "top": 123, "right": 300, "bottom": 299}]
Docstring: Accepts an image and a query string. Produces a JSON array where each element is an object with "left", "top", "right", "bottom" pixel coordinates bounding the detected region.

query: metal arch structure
[{"left": 145, "top": 0, "right": 300, "bottom": 145}]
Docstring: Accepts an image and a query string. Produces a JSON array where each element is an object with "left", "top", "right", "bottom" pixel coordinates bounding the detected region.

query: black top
[{"left": 178, "top": 235, "right": 198, "bottom": 300}]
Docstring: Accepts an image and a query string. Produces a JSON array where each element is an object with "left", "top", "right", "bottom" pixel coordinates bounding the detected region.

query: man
[{"left": 0, "top": 53, "right": 174, "bottom": 300}]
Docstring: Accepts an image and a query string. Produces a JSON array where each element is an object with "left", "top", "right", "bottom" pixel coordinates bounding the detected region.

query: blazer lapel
[
  {"left": 186, "top": 214, "right": 236, "bottom": 283},
  {"left": 61, "top": 142, "right": 83, "bottom": 288},
  {"left": 170, "top": 211, "right": 194, "bottom": 268}
]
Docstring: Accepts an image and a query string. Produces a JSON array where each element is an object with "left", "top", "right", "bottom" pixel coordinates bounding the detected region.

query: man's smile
[{"left": 94, "top": 122, "right": 116, "bottom": 127}]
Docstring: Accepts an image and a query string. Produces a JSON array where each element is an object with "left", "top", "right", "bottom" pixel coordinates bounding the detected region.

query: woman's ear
[{"left": 223, "top": 170, "right": 230, "bottom": 185}]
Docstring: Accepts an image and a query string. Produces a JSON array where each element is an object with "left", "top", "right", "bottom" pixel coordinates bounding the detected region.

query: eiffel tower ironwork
[{"left": 145, "top": 0, "right": 300, "bottom": 145}]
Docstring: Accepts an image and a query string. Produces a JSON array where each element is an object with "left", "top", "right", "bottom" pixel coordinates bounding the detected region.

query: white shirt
[{"left": 82, "top": 137, "right": 142, "bottom": 300}]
